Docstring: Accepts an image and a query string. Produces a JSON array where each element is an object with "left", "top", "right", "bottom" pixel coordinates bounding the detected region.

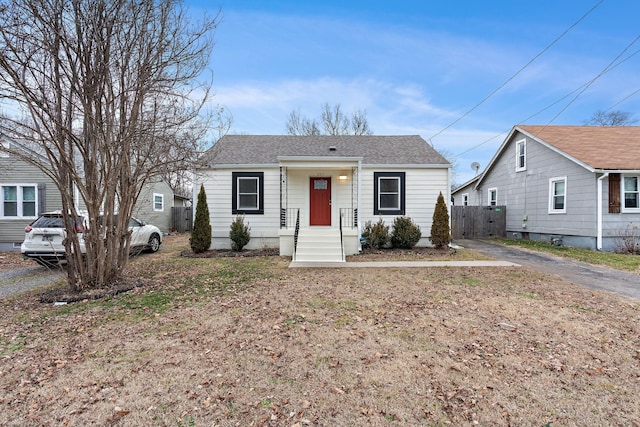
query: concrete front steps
[{"left": 294, "top": 227, "right": 344, "bottom": 263}]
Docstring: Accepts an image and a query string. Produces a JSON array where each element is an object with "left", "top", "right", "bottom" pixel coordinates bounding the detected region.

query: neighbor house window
[
  {"left": 488, "top": 188, "right": 497, "bottom": 206},
  {"left": 153, "top": 193, "right": 164, "bottom": 212},
  {"left": 374, "top": 172, "right": 405, "bottom": 215},
  {"left": 462, "top": 193, "right": 469, "bottom": 206},
  {"left": 1, "top": 184, "right": 37, "bottom": 218},
  {"left": 515, "top": 139, "right": 526, "bottom": 171},
  {"left": 232, "top": 172, "right": 264, "bottom": 214},
  {"left": 549, "top": 177, "right": 567, "bottom": 213},
  {"left": 623, "top": 175, "right": 639, "bottom": 210}
]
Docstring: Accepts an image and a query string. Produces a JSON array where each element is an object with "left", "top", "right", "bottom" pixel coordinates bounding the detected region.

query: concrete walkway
[{"left": 289, "top": 259, "right": 519, "bottom": 268}]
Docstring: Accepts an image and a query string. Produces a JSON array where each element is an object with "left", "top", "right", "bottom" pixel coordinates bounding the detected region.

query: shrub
[
  {"left": 430, "top": 191, "right": 450, "bottom": 249},
  {"left": 391, "top": 216, "right": 422, "bottom": 249},
  {"left": 614, "top": 223, "right": 640, "bottom": 254},
  {"left": 190, "top": 184, "right": 211, "bottom": 253},
  {"left": 229, "top": 215, "right": 251, "bottom": 251},
  {"left": 361, "top": 218, "right": 389, "bottom": 249}
]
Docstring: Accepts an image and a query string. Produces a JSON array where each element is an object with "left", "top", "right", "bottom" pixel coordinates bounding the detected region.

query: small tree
[
  {"left": 190, "top": 185, "right": 211, "bottom": 253},
  {"left": 430, "top": 192, "right": 450, "bottom": 249},
  {"left": 229, "top": 215, "right": 251, "bottom": 251},
  {"left": 361, "top": 218, "right": 390, "bottom": 249},
  {"left": 391, "top": 217, "right": 422, "bottom": 249}
]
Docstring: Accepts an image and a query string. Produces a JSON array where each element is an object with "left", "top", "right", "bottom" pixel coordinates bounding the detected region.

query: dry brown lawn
[{"left": 1, "top": 234, "right": 639, "bottom": 426}]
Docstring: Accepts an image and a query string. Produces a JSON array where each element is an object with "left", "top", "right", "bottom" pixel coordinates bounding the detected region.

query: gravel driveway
[
  {"left": 457, "top": 239, "right": 640, "bottom": 300},
  {"left": 0, "top": 266, "right": 64, "bottom": 298}
]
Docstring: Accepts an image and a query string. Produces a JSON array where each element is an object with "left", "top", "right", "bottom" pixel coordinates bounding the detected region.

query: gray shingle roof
[{"left": 198, "top": 135, "right": 450, "bottom": 167}]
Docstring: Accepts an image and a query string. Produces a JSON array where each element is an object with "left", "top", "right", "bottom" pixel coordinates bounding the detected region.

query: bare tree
[
  {"left": 286, "top": 109, "right": 321, "bottom": 135},
  {"left": 584, "top": 110, "right": 637, "bottom": 126},
  {"left": 286, "top": 103, "right": 373, "bottom": 135},
  {"left": 160, "top": 105, "right": 233, "bottom": 198},
  {"left": 0, "top": 0, "right": 218, "bottom": 291}
]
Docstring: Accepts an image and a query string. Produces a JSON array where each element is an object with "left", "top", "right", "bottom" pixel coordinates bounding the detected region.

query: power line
[
  {"left": 543, "top": 34, "right": 640, "bottom": 126},
  {"left": 454, "top": 46, "right": 640, "bottom": 157},
  {"left": 428, "top": 0, "right": 605, "bottom": 142}
]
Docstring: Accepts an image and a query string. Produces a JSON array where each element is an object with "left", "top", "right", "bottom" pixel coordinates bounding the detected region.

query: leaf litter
[{"left": 0, "top": 234, "right": 639, "bottom": 426}]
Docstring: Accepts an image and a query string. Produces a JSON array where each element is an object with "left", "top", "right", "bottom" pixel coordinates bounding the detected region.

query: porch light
[{"left": 338, "top": 175, "right": 348, "bottom": 181}]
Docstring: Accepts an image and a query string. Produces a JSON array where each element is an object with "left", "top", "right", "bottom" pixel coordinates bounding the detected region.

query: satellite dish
[{"left": 471, "top": 162, "right": 480, "bottom": 175}]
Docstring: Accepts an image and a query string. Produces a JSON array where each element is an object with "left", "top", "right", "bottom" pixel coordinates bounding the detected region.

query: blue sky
[{"left": 191, "top": 0, "right": 640, "bottom": 185}]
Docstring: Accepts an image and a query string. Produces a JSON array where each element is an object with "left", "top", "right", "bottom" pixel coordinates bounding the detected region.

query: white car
[{"left": 21, "top": 211, "right": 162, "bottom": 266}]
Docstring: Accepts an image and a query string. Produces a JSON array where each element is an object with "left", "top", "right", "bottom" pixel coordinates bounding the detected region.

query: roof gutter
[{"left": 597, "top": 172, "right": 609, "bottom": 251}]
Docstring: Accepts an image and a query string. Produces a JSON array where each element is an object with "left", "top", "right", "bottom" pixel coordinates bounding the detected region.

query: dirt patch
[
  {"left": 39, "top": 279, "right": 143, "bottom": 304},
  {"left": 1, "top": 234, "right": 639, "bottom": 426}
]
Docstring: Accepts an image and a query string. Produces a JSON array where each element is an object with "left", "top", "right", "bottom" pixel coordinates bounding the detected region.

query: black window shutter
[{"left": 37, "top": 183, "right": 46, "bottom": 214}]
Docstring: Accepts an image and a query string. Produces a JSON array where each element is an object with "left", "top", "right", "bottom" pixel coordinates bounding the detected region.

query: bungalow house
[
  {"left": 452, "top": 125, "right": 640, "bottom": 251},
  {"left": 0, "top": 139, "right": 176, "bottom": 251},
  {"left": 195, "top": 135, "right": 451, "bottom": 262}
]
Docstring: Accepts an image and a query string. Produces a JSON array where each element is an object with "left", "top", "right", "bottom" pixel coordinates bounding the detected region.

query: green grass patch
[{"left": 494, "top": 238, "right": 640, "bottom": 272}]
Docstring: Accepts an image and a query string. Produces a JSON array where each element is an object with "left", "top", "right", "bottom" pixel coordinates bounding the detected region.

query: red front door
[{"left": 310, "top": 177, "right": 331, "bottom": 226}]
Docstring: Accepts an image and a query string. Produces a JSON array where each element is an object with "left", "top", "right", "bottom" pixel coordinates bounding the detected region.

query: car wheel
[{"left": 147, "top": 234, "right": 160, "bottom": 253}]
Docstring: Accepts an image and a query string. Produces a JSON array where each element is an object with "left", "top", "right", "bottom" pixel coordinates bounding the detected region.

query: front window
[
  {"left": 515, "top": 139, "right": 526, "bottom": 171},
  {"left": 549, "top": 177, "right": 567, "bottom": 213},
  {"left": 462, "top": 193, "right": 469, "bottom": 206},
  {"left": 623, "top": 176, "right": 639, "bottom": 210},
  {"left": 374, "top": 172, "right": 405, "bottom": 215},
  {"left": 1, "top": 184, "right": 37, "bottom": 218},
  {"left": 232, "top": 172, "right": 264, "bottom": 214},
  {"left": 488, "top": 188, "right": 497, "bottom": 206},
  {"left": 153, "top": 193, "right": 164, "bottom": 212}
]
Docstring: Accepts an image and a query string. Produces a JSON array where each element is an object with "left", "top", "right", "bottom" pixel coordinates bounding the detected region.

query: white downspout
[{"left": 597, "top": 172, "right": 609, "bottom": 250}]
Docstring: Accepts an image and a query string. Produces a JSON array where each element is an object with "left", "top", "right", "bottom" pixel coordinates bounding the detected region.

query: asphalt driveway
[{"left": 456, "top": 239, "right": 640, "bottom": 300}]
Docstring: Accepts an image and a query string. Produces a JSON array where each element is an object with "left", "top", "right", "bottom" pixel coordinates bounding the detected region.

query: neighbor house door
[{"left": 310, "top": 177, "right": 331, "bottom": 226}]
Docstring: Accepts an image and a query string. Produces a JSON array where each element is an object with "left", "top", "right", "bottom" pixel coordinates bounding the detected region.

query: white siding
[
  {"left": 200, "top": 165, "right": 450, "bottom": 251},
  {"left": 360, "top": 167, "right": 449, "bottom": 246},
  {"left": 202, "top": 167, "right": 281, "bottom": 250},
  {"left": 284, "top": 168, "right": 355, "bottom": 228}
]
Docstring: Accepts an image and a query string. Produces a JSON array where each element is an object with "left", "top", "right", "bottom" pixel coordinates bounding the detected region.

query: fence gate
[
  {"left": 451, "top": 206, "right": 506, "bottom": 240},
  {"left": 171, "top": 206, "right": 193, "bottom": 233}
]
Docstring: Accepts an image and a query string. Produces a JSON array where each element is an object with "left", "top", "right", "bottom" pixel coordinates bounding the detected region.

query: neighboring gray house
[
  {"left": 451, "top": 175, "right": 481, "bottom": 206},
  {"left": 195, "top": 135, "right": 451, "bottom": 262},
  {"left": 132, "top": 178, "right": 175, "bottom": 233},
  {"left": 1, "top": 141, "right": 175, "bottom": 251},
  {"left": 0, "top": 144, "right": 58, "bottom": 251},
  {"left": 452, "top": 125, "right": 640, "bottom": 251}
]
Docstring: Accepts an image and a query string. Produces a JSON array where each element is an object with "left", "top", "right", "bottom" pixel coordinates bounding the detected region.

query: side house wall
[
  {"left": 0, "top": 156, "right": 62, "bottom": 251},
  {"left": 477, "top": 130, "right": 597, "bottom": 248},
  {"left": 601, "top": 175, "right": 640, "bottom": 252},
  {"left": 133, "top": 179, "right": 174, "bottom": 232},
  {"left": 452, "top": 179, "right": 481, "bottom": 206}
]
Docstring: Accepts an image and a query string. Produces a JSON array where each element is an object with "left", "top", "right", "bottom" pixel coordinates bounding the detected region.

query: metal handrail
[
  {"left": 293, "top": 209, "right": 300, "bottom": 261},
  {"left": 339, "top": 210, "right": 345, "bottom": 261}
]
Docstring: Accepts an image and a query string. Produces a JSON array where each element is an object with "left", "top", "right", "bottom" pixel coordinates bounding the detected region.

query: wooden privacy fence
[
  {"left": 451, "top": 206, "right": 506, "bottom": 240},
  {"left": 171, "top": 206, "right": 193, "bottom": 233}
]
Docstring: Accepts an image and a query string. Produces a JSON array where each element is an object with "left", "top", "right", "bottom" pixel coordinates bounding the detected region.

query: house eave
[
  {"left": 594, "top": 169, "right": 640, "bottom": 174},
  {"left": 196, "top": 159, "right": 451, "bottom": 171}
]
